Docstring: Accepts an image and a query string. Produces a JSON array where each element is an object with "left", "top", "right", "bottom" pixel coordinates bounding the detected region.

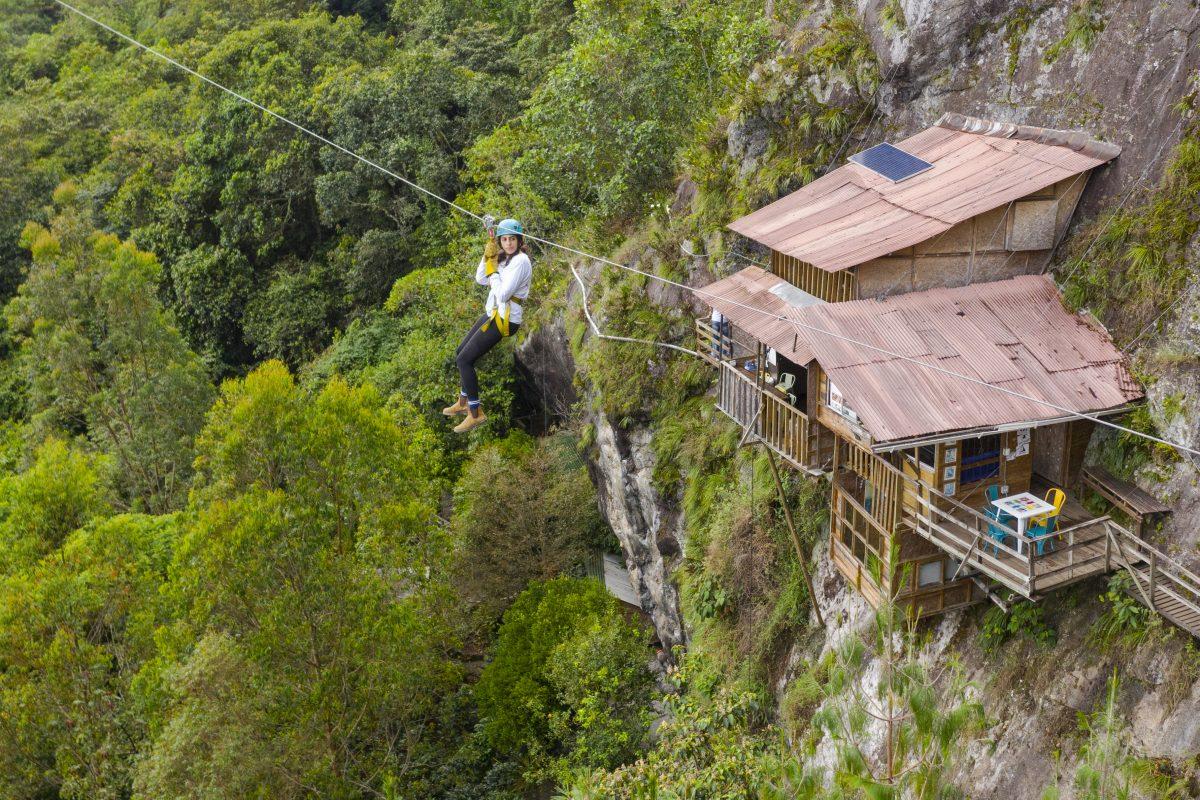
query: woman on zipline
[{"left": 443, "top": 218, "right": 532, "bottom": 432}]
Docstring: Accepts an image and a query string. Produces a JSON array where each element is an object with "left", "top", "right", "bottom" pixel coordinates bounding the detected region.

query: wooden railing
[
  {"left": 714, "top": 360, "right": 825, "bottom": 474},
  {"left": 907, "top": 492, "right": 1112, "bottom": 597},
  {"left": 835, "top": 438, "right": 905, "bottom": 532},
  {"left": 695, "top": 317, "right": 755, "bottom": 365},
  {"left": 1107, "top": 528, "right": 1200, "bottom": 637},
  {"left": 830, "top": 485, "right": 889, "bottom": 604},
  {"left": 836, "top": 438, "right": 1115, "bottom": 599},
  {"left": 695, "top": 318, "right": 723, "bottom": 366},
  {"left": 716, "top": 358, "right": 761, "bottom": 427}
]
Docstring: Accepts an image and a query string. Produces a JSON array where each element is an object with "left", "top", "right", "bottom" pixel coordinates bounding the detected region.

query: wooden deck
[
  {"left": 827, "top": 440, "right": 1117, "bottom": 599},
  {"left": 908, "top": 484, "right": 1200, "bottom": 636},
  {"left": 712, "top": 355, "right": 830, "bottom": 475},
  {"left": 906, "top": 499, "right": 1114, "bottom": 598}
]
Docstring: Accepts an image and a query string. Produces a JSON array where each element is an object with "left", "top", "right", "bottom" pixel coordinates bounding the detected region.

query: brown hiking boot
[
  {"left": 442, "top": 396, "right": 469, "bottom": 416},
  {"left": 453, "top": 406, "right": 487, "bottom": 433}
]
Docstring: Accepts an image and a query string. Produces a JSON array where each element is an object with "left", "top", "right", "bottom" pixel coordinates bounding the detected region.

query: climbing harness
[
  {"left": 51, "top": 0, "right": 1200, "bottom": 460},
  {"left": 477, "top": 302, "right": 511, "bottom": 335}
]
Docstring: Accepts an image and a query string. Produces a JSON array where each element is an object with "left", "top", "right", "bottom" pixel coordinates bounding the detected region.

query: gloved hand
[{"left": 484, "top": 235, "right": 499, "bottom": 277}]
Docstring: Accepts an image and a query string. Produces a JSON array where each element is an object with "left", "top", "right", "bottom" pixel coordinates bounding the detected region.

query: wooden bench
[{"left": 1081, "top": 466, "right": 1170, "bottom": 537}]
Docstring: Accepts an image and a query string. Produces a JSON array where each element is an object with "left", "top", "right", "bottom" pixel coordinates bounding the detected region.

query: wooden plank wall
[{"left": 771, "top": 250, "right": 858, "bottom": 302}]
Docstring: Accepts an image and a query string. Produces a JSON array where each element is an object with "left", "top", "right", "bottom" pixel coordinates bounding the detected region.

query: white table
[{"left": 991, "top": 492, "right": 1056, "bottom": 555}]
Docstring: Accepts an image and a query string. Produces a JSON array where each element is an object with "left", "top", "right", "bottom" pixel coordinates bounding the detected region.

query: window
[
  {"left": 917, "top": 445, "right": 935, "bottom": 468},
  {"left": 917, "top": 560, "right": 942, "bottom": 588},
  {"left": 960, "top": 434, "right": 1002, "bottom": 485}
]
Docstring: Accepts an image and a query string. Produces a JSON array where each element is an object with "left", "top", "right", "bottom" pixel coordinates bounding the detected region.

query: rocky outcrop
[
  {"left": 589, "top": 415, "right": 687, "bottom": 654},
  {"left": 1137, "top": 242, "right": 1200, "bottom": 566},
  {"left": 515, "top": 294, "right": 688, "bottom": 654},
  {"left": 866, "top": 0, "right": 1200, "bottom": 214},
  {"left": 532, "top": 0, "right": 1200, "bottom": 789},
  {"left": 711, "top": 0, "right": 1200, "bottom": 792},
  {"left": 514, "top": 316, "right": 579, "bottom": 433}
]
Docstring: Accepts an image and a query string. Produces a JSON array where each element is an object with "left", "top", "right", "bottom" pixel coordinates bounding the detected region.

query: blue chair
[
  {"left": 983, "top": 485, "right": 1014, "bottom": 554},
  {"left": 1026, "top": 514, "right": 1059, "bottom": 556}
]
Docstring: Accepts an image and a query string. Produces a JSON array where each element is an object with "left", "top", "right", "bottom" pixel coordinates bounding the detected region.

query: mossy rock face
[{"left": 866, "top": 0, "right": 1198, "bottom": 216}]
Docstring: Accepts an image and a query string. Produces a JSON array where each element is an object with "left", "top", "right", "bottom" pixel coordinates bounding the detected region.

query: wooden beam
[
  {"left": 1106, "top": 526, "right": 1156, "bottom": 611},
  {"left": 1148, "top": 551, "right": 1158, "bottom": 610},
  {"left": 765, "top": 448, "right": 826, "bottom": 629}
]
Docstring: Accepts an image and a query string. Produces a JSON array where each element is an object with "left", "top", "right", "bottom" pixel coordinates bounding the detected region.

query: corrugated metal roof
[
  {"left": 782, "top": 275, "right": 1142, "bottom": 444},
  {"left": 728, "top": 114, "right": 1121, "bottom": 273},
  {"left": 700, "top": 266, "right": 817, "bottom": 364}
]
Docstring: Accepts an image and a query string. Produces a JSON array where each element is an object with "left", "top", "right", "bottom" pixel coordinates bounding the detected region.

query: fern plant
[{"left": 1043, "top": 0, "right": 1106, "bottom": 65}]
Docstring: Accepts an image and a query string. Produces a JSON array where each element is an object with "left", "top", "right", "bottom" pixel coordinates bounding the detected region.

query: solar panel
[{"left": 848, "top": 142, "right": 934, "bottom": 182}]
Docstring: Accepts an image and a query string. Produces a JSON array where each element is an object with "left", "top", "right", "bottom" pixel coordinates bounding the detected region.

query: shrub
[
  {"left": 476, "top": 577, "right": 653, "bottom": 781},
  {"left": 980, "top": 601, "right": 1057, "bottom": 652},
  {"left": 452, "top": 432, "right": 611, "bottom": 627}
]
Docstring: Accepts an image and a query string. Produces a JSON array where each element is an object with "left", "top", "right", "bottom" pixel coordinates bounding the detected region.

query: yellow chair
[
  {"left": 1027, "top": 488, "right": 1066, "bottom": 555},
  {"left": 1032, "top": 488, "right": 1065, "bottom": 528}
]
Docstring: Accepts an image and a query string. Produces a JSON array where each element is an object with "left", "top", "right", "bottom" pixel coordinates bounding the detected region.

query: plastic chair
[
  {"left": 776, "top": 372, "right": 797, "bottom": 405},
  {"left": 983, "top": 485, "right": 1014, "bottom": 554},
  {"left": 1025, "top": 488, "right": 1066, "bottom": 555},
  {"left": 1031, "top": 488, "right": 1065, "bottom": 528},
  {"left": 1027, "top": 513, "right": 1059, "bottom": 556}
]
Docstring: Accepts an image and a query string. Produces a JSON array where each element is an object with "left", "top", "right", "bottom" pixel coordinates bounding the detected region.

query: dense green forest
[{"left": 1, "top": 0, "right": 1197, "bottom": 797}]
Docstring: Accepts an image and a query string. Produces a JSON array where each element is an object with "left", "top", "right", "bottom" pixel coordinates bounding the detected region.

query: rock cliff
[{"left": 524, "top": 0, "right": 1200, "bottom": 793}]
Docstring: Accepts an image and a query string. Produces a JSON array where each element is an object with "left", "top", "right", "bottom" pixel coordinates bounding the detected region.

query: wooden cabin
[
  {"left": 699, "top": 272, "right": 1144, "bottom": 617},
  {"left": 726, "top": 113, "right": 1121, "bottom": 304},
  {"left": 692, "top": 115, "right": 1200, "bottom": 626}
]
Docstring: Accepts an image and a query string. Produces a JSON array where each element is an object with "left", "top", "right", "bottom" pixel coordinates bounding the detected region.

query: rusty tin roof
[
  {"left": 728, "top": 113, "right": 1122, "bottom": 273},
  {"left": 783, "top": 274, "right": 1142, "bottom": 444},
  {"left": 700, "top": 266, "right": 817, "bottom": 364}
]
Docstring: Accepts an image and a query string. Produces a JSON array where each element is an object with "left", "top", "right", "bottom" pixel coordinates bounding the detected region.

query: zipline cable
[
  {"left": 570, "top": 265, "right": 705, "bottom": 359},
  {"left": 49, "top": 0, "right": 1200, "bottom": 459}
]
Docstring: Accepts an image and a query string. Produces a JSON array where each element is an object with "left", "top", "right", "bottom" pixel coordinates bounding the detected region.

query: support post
[
  {"left": 1027, "top": 536, "right": 1037, "bottom": 597},
  {"left": 1148, "top": 551, "right": 1158, "bottom": 609},
  {"left": 765, "top": 447, "right": 826, "bottom": 629}
]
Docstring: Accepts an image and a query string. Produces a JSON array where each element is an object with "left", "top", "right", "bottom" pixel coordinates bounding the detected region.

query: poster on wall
[{"left": 1009, "top": 428, "right": 1030, "bottom": 460}]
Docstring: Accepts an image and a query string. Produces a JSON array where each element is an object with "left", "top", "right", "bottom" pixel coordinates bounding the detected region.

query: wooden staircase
[{"left": 1106, "top": 528, "right": 1200, "bottom": 637}]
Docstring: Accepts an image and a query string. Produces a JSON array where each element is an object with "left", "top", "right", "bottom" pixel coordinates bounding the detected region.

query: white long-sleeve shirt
[{"left": 475, "top": 251, "right": 532, "bottom": 325}]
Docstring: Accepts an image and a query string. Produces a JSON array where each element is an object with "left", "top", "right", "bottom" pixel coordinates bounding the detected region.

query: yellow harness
[{"left": 480, "top": 305, "right": 511, "bottom": 337}]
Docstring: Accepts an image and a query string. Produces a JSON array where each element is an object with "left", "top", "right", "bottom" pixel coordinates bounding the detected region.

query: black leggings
[{"left": 456, "top": 313, "right": 519, "bottom": 401}]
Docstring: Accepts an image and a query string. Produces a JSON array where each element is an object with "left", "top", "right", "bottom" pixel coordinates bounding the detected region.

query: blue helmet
[{"left": 496, "top": 218, "right": 524, "bottom": 237}]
